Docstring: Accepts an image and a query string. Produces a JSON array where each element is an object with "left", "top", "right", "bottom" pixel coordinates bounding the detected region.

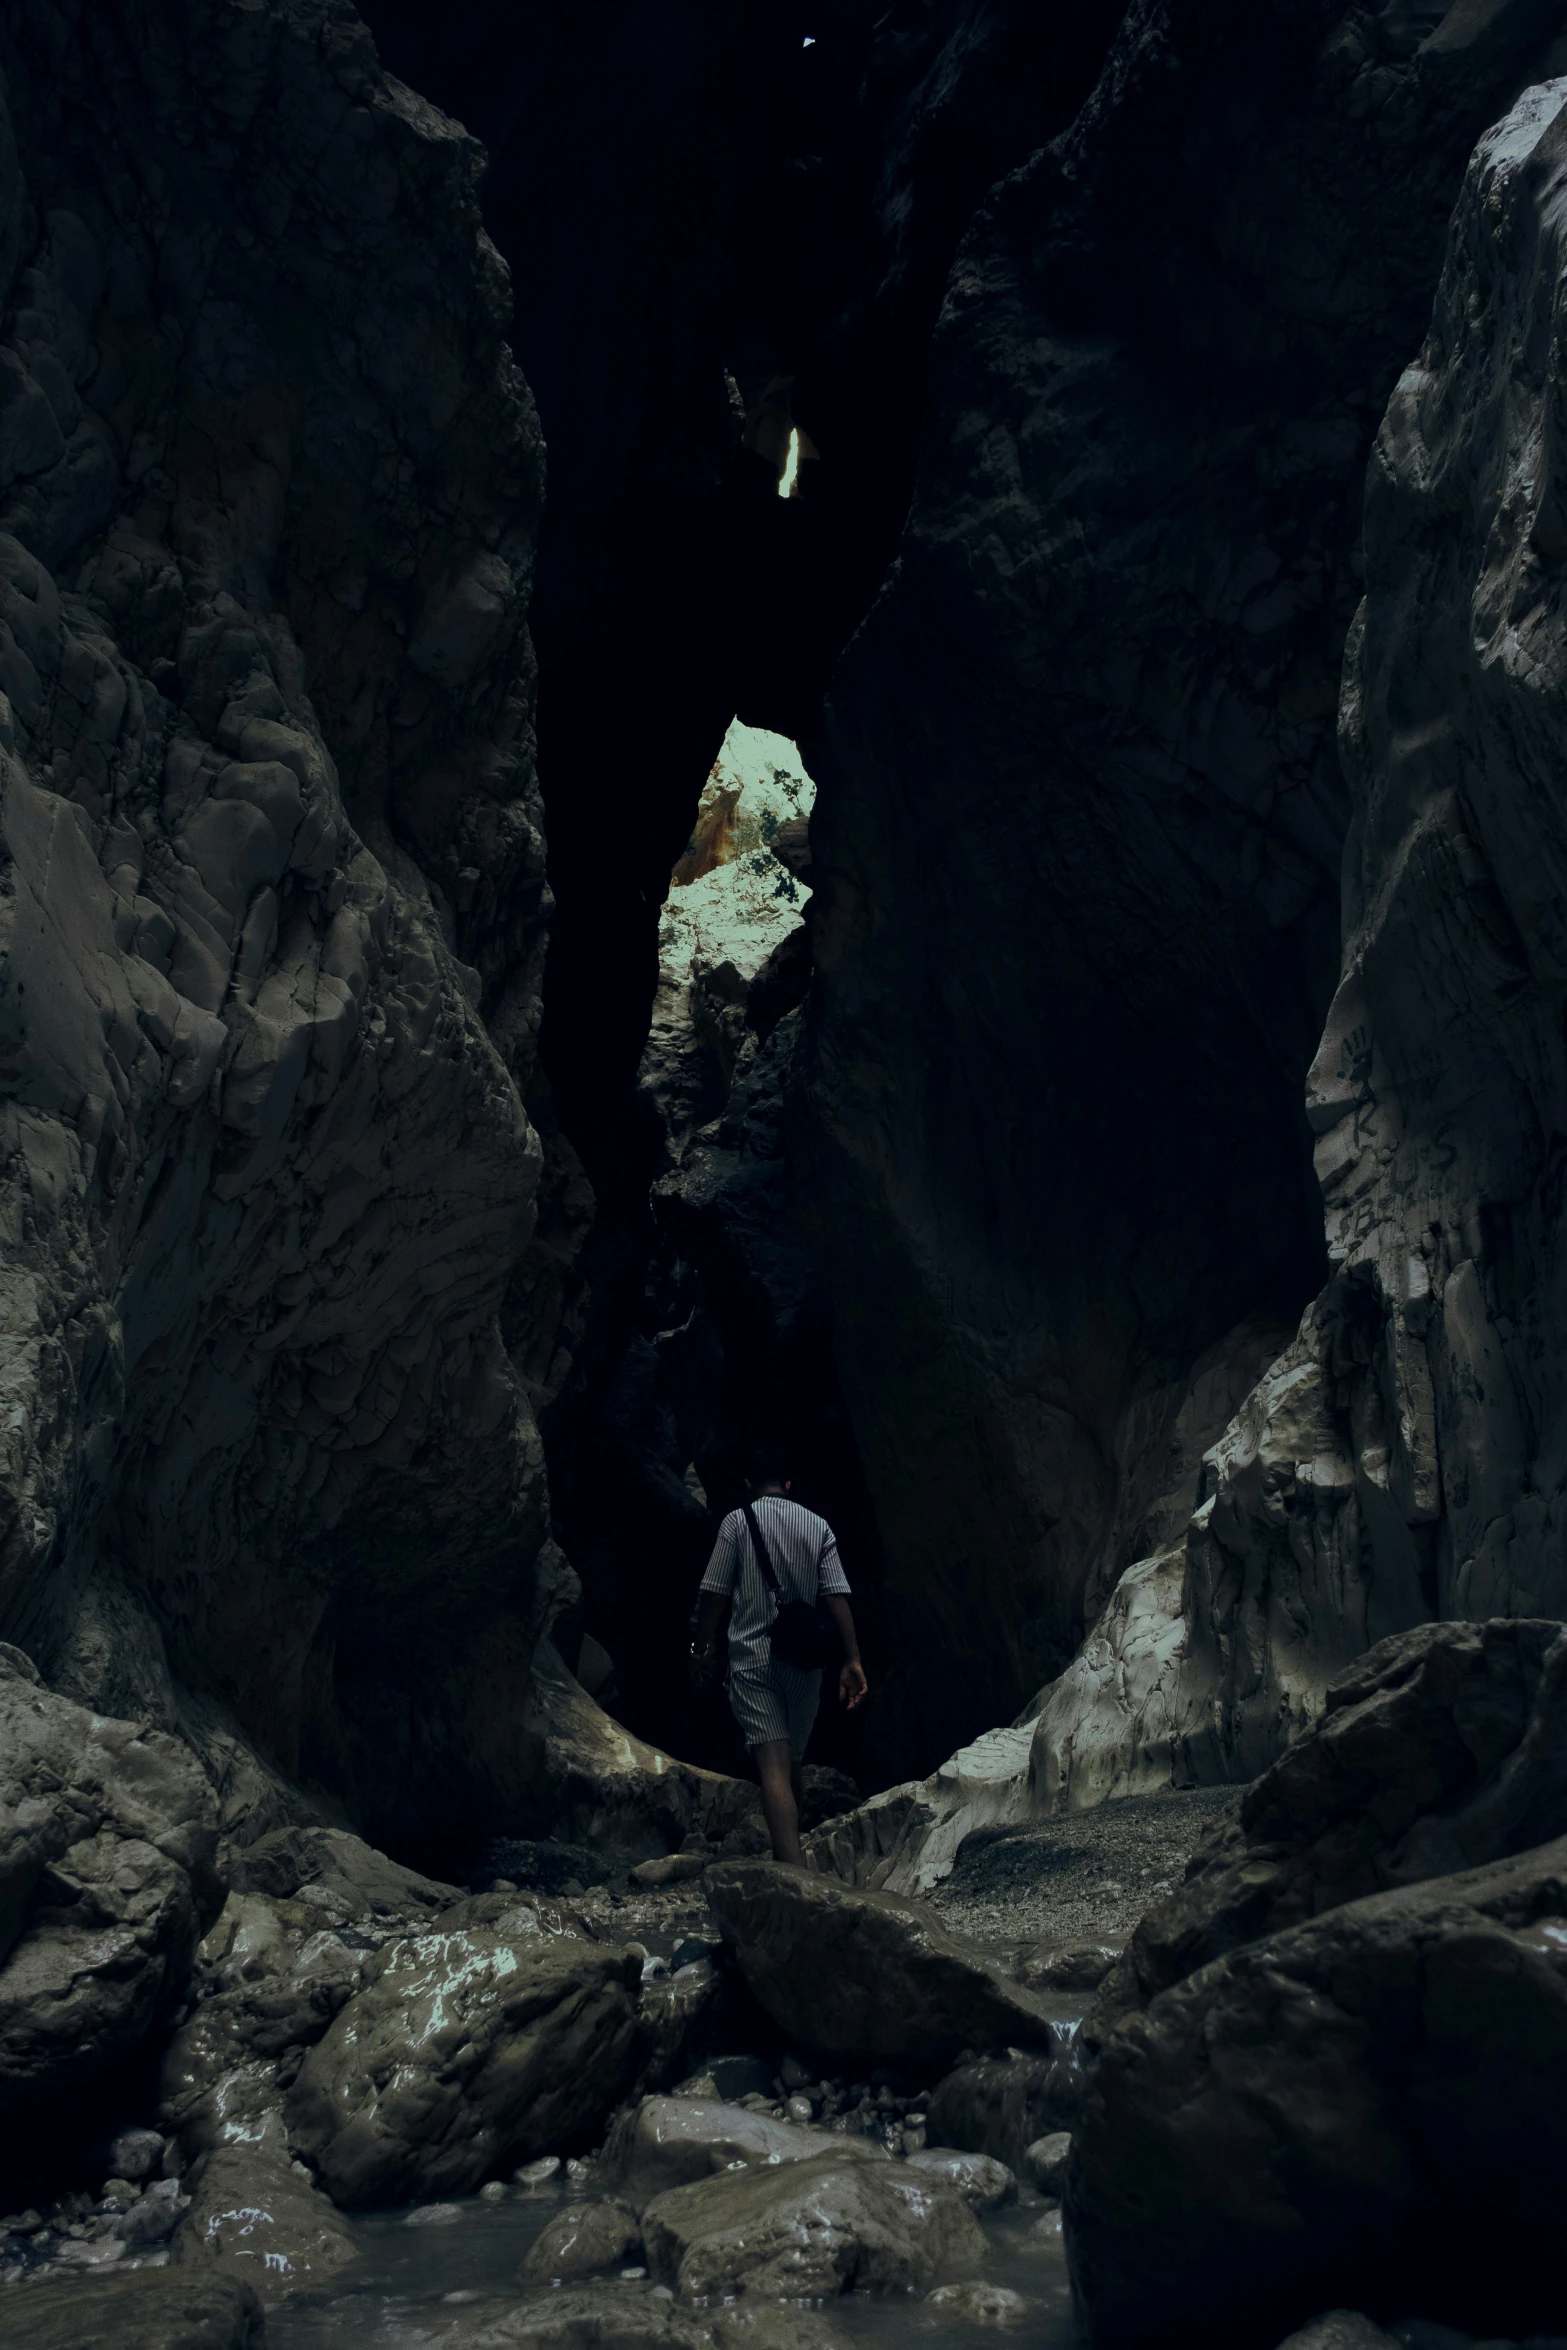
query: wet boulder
[
  {"left": 522, "top": 2197, "right": 642, "bottom": 2281},
  {"left": 903, "top": 2148, "right": 1016, "bottom": 2213},
  {"left": 1101, "top": 1621, "right": 1567, "bottom": 2027},
  {"left": 0, "top": 1649, "right": 222, "bottom": 2137},
  {"left": 703, "top": 1861, "right": 1058, "bottom": 2064},
  {"left": 597, "top": 2095, "right": 880, "bottom": 2208},
  {"left": 1067, "top": 1837, "right": 1567, "bottom": 2348},
  {"left": 0, "top": 2266, "right": 264, "bottom": 2347},
  {"left": 641, "top": 2150, "right": 984, "bottom": 2300},
  {"left": 286, "top": 1929, "right": 641, "bottom": 2206},
  {"left": 173, "top": 2108, "right": 356, "bottom": 2301}
]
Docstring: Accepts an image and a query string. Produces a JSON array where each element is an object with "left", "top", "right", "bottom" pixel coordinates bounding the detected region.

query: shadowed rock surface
[
  {"left": 597, "top": 2095, "right": 880, "bottom": 2211},
  {"left": 0, "top": 1645, "right": 222, "bottom": 2165},
  {"left": 801, "top": 0, "right": 1567, "bottom": 1783},
  {"left": 641, "top": 2152, "right": 984, "bottom": 2301},
  {"left": 1098, "top": 1618, "right": 1567, "bottom": 2026},
  {"left": 172, "top": 2108, "right": 355, "bottom": 2302},
  {"left": 0, "top": 0, "right": 566, "bottom": 1860},
  {"left": 1067, "top": 1836, "right": 1567, "bottom": 2348},
  {"left": 705, "top": 1859, "right": 1061, "bottom": 2065},
  {"left": 285, "top": 1930, "right": 642, "bottom": 2206},
  {"left": 1, "top": 2267, "right": 264, "bottom": 2348}
]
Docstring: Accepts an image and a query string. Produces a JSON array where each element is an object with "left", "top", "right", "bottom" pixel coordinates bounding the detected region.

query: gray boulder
[
  {"left": 704, "top": 1860, "right": 1059, "bottom": 2063},
  {"left": 521, "top": 2198, "right": 642, "bottom": 2282},
  {"left": 641, "top": 2152, "right": 984, "bottom": 2300},
  {"left": 0, "top": 2268, "right": 263, "bottom": 2348},
  {"left": 286, "top": 1929, "right": 641, "bottom": 2206},
  {"left": 596, "top": 2096, "right": 876, "bottom": 2209},
  {"left": 172, "top": 2108, "right": 356, "bottom": 2301},
  {"left": 1066, "top": 1837, "right": 1567, "bottom": 2347},
  {"left": 0, "top": 1650, "right": 221, "bottom": 2128},
  {"left": 903, "top": 2149, "right": 1015, "bottom": 2213}
]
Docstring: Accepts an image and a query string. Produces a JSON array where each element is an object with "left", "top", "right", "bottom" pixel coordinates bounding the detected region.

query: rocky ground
[
  {"left": 8, "top": 1623, "right": 1567, "bottom": 2348},
  {"left": 930, "top": 1788, "right": 1240, "bottom": 1959}
]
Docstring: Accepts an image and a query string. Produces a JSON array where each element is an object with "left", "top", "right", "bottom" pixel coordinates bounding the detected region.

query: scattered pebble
[
  {"left": 620, "top": 2265, "right": 649, "bottom": 2280},
  {"left": 404, "top": 2202, "right": 464, "bottom": 2227},
  {"left": 480, "top": 2181, "right": 509, "bottom": 2202}
]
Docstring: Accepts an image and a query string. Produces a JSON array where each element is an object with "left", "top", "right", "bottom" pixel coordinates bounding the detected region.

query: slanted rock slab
[
  {"left": 286, "top": 1930, "right": 640, "bottom": 2207},
  {"left": 1100, "top": 1619, "right": 1567, "bottom": 2028},
  {"left": 641, "top": 2151, "right": 984, "bottom": 2300},
  {"left": 703, "top": 1860, "right": 1059, "bottom": 2063},
  {"left": 0, "top": 2267, "right": 264, "bottom": 2347}
]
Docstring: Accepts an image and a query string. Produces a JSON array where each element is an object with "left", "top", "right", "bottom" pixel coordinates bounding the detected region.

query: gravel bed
[{"left": 931, "top": 1786, "right": 1242, "bottom": 1956}]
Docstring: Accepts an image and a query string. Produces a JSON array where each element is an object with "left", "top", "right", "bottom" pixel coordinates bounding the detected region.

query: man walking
[{"left": 689, "top": 1446, "right": 867, "bottom": 1866}]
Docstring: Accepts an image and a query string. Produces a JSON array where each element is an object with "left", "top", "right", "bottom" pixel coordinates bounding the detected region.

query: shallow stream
[{"left": 268, "top": 2173, "right": 1079, "bottom": 2350}]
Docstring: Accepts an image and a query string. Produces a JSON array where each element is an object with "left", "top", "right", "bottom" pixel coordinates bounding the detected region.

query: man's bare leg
[{"left": 755, "top": 1739, "right": 804, "bottom": 1867}]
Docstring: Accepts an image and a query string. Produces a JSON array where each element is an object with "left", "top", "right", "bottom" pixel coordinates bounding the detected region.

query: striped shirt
[{"left": 700, "top": 1493, "right": 851, "bottom": 1678}]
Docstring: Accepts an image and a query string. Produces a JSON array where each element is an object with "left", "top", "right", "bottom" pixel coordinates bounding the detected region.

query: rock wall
[
  {"left": 0, "top": 0, "right": 565, "bottom": 1854},
  {"left": 801, "top": 0, "right": 1567, "bottom": 1782},
  {"left": 1001, "top": 56, "right": 1567, "bottom": 1816}
]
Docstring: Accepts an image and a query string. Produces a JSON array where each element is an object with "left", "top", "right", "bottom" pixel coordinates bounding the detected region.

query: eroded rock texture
[
  {"left": 1042, "top": 61, "right": 1567, "bottom": 1800},
  {"left": 1067, "top": 1836, "right": 1567, "bottom": 2348},
  {"left": 0, "top": 1644, "right": 221, "bottom": 2132},
  {"left": 1095, "top": 1616, "right": 1567, "bottom": 2024},
  {"left": 0, "top": 0, "right": 562, "bottom": 1850},
  {"left": 802, "top": 0, "right": 1567, "bottom": 1780}
]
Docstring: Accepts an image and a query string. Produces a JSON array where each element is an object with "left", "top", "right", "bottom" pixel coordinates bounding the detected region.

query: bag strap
[{"left": 741, "top": 1503, "right": 783, "bottom": 1597}]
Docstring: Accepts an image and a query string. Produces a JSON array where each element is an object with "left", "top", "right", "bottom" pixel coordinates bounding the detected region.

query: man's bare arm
[{"left": 824, "top": 1595, "right": 868, "bottom": 1710}]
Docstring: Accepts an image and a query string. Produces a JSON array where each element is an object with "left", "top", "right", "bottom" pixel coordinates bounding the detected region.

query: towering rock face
[
  {"left": 0, "top": 0, "right": 557, "bottom": 1851},
  {"left": 802, "top": 0, "right": 1567, "bottom": 1779},
  {"left": 1009, "top": 55, "right": 1567, "bottom": 1813}
]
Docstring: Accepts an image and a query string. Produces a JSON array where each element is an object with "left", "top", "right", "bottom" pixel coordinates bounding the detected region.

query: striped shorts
[{"left": 727, "top": 1659, "right": 822, "bottom": 1757}]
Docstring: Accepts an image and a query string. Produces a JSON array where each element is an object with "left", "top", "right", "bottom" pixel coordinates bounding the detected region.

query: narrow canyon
[{"left": 3, "top": 3, "right": 1567, "bottom": 2348}]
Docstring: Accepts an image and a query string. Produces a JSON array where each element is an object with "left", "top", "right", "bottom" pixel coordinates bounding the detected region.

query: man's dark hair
[{"left": 743, "top": 1441, "right": 793, "bottom": 1490}]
